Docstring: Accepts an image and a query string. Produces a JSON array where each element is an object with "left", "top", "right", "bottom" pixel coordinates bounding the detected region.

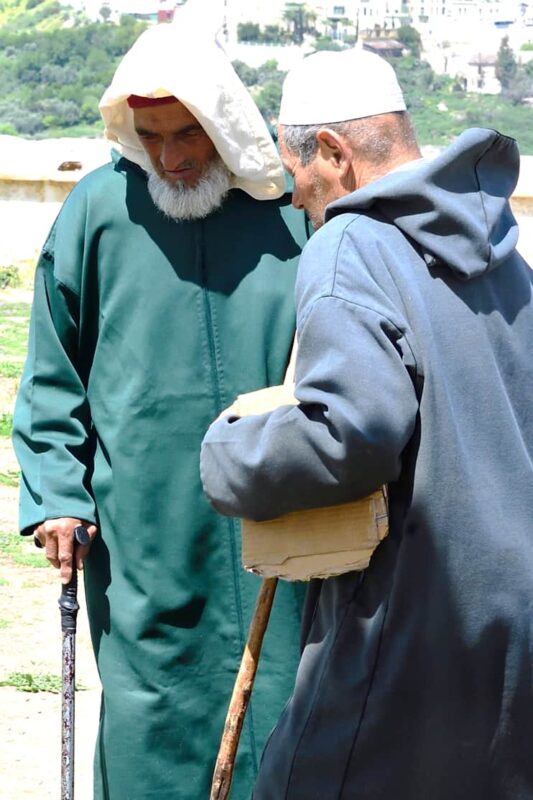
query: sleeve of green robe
[{"left": 12, "top": 227, "right": 96, "bottom": 535}]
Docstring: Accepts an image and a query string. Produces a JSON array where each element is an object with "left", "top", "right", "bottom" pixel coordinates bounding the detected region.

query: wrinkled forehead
[{"left": 132, "top": 99, "right": 206, "bottom": 135}]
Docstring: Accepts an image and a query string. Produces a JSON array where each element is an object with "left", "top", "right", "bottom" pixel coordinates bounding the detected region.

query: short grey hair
[
  {"left": 282, "top": 122, "right": 351, "bottom": 166},
  {"left": 282, "top": 111, "right": 418, "bottom": 168}
]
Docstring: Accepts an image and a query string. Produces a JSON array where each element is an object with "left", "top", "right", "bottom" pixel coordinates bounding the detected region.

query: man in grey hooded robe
[{"left": 201, "top": 48, "right": 533, "bottom": 800}]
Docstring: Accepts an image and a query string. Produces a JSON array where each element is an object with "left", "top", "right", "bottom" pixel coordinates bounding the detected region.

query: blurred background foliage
[{"left": 0, "top": 0, "right": 532, "bottom": 150}]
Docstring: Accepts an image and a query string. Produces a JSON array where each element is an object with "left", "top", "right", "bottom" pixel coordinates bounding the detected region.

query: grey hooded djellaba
[{"left": 201, "top": 128, "right": 533, "bottom": 800}]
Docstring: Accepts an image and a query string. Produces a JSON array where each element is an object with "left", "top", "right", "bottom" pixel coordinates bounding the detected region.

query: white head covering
[
  {"left": 278, "top": 47, "right": 406, "bottom": 126},
  {"left": 99, "top": 14, "right": 285, "bottom": 200}
]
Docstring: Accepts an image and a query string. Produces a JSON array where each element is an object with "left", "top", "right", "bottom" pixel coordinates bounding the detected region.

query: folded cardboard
[{"left": 242, "top": 489, "right": 388, "bottom": 580}]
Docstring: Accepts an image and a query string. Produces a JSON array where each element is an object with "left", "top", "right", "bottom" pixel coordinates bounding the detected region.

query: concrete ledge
[
  {"left": 0, "top": 179, "right": 76, "bottom": 203},
  {"left": 0, "top": 135, "right": 111, "bottom": 186},
  {"left": 512, "top": 197, "right": 533, "bottom": 214},
  {"left": 1, "top": 134, "right": 532, "bottom": 200}
]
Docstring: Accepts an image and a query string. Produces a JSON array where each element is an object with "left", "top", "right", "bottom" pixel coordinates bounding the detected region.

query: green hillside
[
  {"left": 0, "top": 1, "right": 532, "bottom": 151},
  {"left": 0, "top": 0, "right": 88, "bottom": 34},
  {"left": 0, "top": 12, "right": 147, "bottom": 136}
]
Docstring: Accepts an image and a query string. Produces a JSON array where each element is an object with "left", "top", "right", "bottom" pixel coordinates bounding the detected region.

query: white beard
[{"left": 146, "top": 157, "right": 233, "bottom": 221}]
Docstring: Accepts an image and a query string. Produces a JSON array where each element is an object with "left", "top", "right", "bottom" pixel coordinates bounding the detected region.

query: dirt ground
[
  {"left": 0, "top": 463, "right": 101, "bottom": 800},
  {"left": 0, "top": 288, "right": 100, "bottom": 800}
]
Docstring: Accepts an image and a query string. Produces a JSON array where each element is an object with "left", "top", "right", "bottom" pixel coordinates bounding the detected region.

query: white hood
[{"left": 99, "top": 18, "right": 285, "bottom": 200}]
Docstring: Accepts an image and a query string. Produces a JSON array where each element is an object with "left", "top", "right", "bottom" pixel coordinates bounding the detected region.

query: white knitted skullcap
[{"left": 278, "top": 47, "right": 406, "bottom": 125}]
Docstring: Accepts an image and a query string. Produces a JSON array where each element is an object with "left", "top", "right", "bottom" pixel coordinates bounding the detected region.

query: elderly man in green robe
[{"left": 12, "top": 19, "right": 308, "bottom": 800}]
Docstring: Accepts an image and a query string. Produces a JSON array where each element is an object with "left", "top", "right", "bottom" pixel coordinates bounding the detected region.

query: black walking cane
[{"left": 58, "top": 525, "right": 91, "bottom": 800}]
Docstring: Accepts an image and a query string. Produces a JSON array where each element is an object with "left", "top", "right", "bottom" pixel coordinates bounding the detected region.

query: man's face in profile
[{"left": 278, "top": 127, "right": 337, "bottom": 230}]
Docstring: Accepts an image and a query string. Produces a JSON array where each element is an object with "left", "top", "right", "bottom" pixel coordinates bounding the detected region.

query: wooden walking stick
[
  {"left": 209, "top": 345, "right": 295, "bottom": 800},
  {"left": 210, "top": 576, "right": 278, "bottom": 800}
]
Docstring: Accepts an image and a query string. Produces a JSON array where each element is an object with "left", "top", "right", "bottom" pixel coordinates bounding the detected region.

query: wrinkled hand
[{"left": 33, "top": 517, "right": 98, "bottom": 584}]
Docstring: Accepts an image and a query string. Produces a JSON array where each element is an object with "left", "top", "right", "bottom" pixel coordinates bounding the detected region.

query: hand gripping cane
[{"left": 58, "top": 525, "right": 91, "bottom": 800}]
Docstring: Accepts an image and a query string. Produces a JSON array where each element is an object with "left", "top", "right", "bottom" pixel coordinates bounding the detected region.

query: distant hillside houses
[
  {"left": 76, "top": 0, "right": 533, "bottom": 36},
  {"left": 81, "top": 0, "right": 186, "bottom": 24},
  {"left": 228, "top": 0, "right": 533, "bottom": 33},
  {"left": 70, "top": 0, "right": 533, "bottom": 88}
]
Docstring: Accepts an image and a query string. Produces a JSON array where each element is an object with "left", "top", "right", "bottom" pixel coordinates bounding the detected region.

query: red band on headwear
[{"left": 127, "top": 94, "right": 178, "bottom": 109}]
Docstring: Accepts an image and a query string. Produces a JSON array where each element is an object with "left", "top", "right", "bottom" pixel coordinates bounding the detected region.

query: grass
[
  {"left": 21, "top": 578, "right": 41, "bottom": 589},
  {"left": 0, "top": 413, "right": 13, "bottom": 437},
  {"left": 35, "top": 121, "right": 105, "bottom": 139},
  {"left": 0, "top": 671, "right": 63, "bottom": 693},
  {"left": 0, "top": 470, "right": 19, "bottom": 487},
  {"left": 412, "top": 90, "right": 533, "bottom": 152},
  {"left": 0, "top": 361, "right": 23, "bottom": 379},
  {"left": 0, "top": 618, "right": 10, "bottom": 629},
  {"left": 0, "top": 302, "right": 31, "bottom": 360},
  {"left": 0, "top": 302, "right": 31, "bottom": 318},
  {"left": 0, "top": 531, "right": 48, "bottom": 569}
]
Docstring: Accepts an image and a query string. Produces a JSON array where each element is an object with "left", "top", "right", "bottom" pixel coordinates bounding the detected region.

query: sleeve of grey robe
[
  {"left": 12, "top": 229, "right": 96, "bottom": 534},
  {"left": 200, "top": 237, "right": 420, "bottom": 522}
]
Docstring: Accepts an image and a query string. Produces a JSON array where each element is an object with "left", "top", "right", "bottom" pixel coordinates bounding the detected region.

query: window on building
[{"left": 333, "top": 5, "right": 346, "bottom": 14}]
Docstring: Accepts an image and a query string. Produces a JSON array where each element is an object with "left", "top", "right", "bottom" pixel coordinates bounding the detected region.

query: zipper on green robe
[{"left": 194, "top": 221, "right": 259, "bottom": 770}]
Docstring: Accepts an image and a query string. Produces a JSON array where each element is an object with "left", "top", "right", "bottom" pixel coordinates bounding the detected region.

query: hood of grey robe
[{"left": 326, "top": 126, "right": 520, "bottom": 279}]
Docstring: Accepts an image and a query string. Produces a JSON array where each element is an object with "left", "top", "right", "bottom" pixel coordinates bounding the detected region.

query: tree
[
  {"left": 326, "top": 15, "right": 351, "bottom": 42},
  {"left": 232, "top": 60, "right": 259, "bottom": 87},
  {"left": 283, "top": 2, "right": 315, "bottom": 45},
  {"left": 237, "top": 21, "right": 261, "bottom": 43},
  {"left": 495, "top": 36, "right": 517, "bottom": 92},
  {"left": 256, "top": 59, "right": 284, "bottom": 86},
  {"left": 99, "top": 4, "right": 112, "bottom": 22},
  {"left": 261, "top": 25, "right": 287, "bottom": 44},
  {"left": 256, "top": 80, "right": 283, "bottom": 124},
  {"left": 396, "top": 25, "right": 422, "bottom": 59},
  {"left": 505, "top": 67, "right": 533, "bottom": 105}
]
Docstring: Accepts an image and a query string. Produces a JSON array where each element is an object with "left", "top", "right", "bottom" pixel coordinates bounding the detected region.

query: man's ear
[{"left": 316, "top": 129, "right": 352, "bottom": 177}]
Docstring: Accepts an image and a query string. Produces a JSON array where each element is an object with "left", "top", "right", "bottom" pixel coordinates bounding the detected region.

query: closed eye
[{"left": 135, "top": 129, "right": 158, "bottom": 140}]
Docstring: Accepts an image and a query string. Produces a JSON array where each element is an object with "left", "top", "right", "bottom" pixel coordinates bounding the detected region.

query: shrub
[{"left": 0, "top": 266, "right": 21, "bottom": 289}]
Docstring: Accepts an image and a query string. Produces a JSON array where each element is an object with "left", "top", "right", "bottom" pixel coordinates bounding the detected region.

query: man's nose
[
  {"left": 160, "top": 138, "right": 185, "bottom": 170},
  {"left": 291, "top": 186, "right": 304, "bottom": 210}
]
